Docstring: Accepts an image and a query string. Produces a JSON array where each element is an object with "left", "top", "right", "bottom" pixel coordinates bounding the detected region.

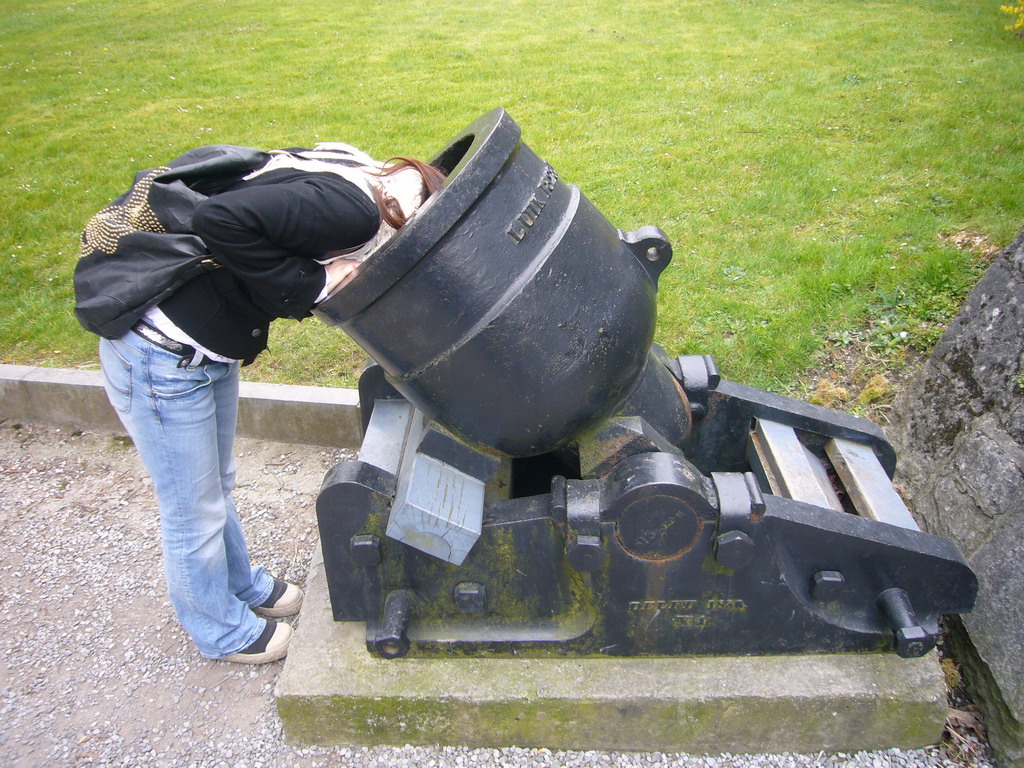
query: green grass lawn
[{"left": 2, "top": 0, "right": 1022, "bottom": 392}]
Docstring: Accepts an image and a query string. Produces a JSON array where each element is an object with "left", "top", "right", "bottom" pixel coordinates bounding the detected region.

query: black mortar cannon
[{"left": 313, "top": 108, "right": 976, "bottom": 659}]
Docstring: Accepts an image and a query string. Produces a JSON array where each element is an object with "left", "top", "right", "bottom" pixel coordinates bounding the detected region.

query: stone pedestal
[{"left": 275, "top": 543, "right": 947, "bottom": 754}]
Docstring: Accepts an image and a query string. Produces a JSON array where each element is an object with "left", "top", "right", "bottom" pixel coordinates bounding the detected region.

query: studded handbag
[{"left": 73, "top": 144, "right": 270, "bottom": 338}]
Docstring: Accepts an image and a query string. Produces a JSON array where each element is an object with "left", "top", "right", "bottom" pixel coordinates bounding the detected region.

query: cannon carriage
[{"left": 313, "top": 108, "right": 975, "bottom": 660}]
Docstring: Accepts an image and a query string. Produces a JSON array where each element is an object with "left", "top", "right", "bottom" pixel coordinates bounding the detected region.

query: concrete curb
[{"left": 0, "top": 364, "right": 361, "bottom": 448}]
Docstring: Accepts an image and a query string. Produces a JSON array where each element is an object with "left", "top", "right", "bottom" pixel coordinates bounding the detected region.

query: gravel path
[{"left": 0, "top": 421, "right": 993, "bottom": 768}]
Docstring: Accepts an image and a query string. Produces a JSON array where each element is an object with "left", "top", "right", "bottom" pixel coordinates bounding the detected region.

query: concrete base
[{"left": 276, "top": 544, "right": 949, "bottom": 754}]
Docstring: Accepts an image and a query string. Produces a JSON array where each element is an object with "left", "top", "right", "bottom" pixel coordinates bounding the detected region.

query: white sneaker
[
  {"left": 254, "top": 580, "right": 304, "bottom": 618},
  {"left": 223, "top": 622, "right": 292, "bottom": 664}
]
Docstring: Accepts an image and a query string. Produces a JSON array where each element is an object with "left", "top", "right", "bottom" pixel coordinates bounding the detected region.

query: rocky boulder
[{"left": 888, "top": 228, "right": 1024, "bottom": 766}]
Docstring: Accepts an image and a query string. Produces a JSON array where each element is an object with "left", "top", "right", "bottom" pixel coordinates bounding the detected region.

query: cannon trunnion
[{"left": 313, "top": 109, "right": 976, "bottom": 659}]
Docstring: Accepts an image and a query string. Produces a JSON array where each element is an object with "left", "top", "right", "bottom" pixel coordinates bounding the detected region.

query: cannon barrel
[{"left": 315, "top": 107, "right": 676, "bottom": 457}]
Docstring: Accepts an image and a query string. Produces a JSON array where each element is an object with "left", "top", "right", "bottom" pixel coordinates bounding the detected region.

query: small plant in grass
[
  {"left": 1003, "top": 2, "right": 1024, "bottom": 35},
  {"left": 826, "top": 288, "right": 942, "bottom": 360},
  {"left": 826, "top": 256, "right": 987, "bottom": 368}
]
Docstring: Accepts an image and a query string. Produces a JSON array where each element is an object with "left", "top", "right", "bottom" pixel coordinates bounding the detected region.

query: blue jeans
[{"left": 99, "top": 331, "right": 273, "bottom": 658}]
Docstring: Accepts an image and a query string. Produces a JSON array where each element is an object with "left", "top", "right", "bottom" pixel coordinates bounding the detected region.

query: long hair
[{"left": 371, "top": 157, "right": 447, "bottom": 229}]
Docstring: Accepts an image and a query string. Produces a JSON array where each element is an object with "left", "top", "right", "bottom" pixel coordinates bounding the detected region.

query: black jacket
[{"left": 161, "top": 168, "right": 380, "bottom": 361}]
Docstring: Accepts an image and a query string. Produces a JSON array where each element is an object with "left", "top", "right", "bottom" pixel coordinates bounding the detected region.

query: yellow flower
[{"left": 1002, "top": 1, "right": 1024, "bottom": 32}]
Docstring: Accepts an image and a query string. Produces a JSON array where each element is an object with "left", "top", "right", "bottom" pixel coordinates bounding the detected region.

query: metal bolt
[
  {"left": 645, "top": 246, "right": 660, "bottom": 262},
  {"left": 715, "top": 530, "right": 755, "bottom": 570},
  {"left": 876, "top": 587, "right": 936, "bottom": 658},
  {"left": 566, "top": 534, "right": 606, "bottom": 572},
  {"left": 811, "top": 570, "right": 846, "bottom": 601},
  {"left": 380, "top": 639, "right": 404, "bottom": 657},
  {"left": 894, "top": 625, "right": 934, "bottom": 658},
  {"left": 374, "top": 589, "right": 413, "bottom": 659},
  {"left": 453, "top": 582, "right": 487, "bottom": 614},
  {"left": 349, "top": 534, "right": 382, "bottom": 566}
]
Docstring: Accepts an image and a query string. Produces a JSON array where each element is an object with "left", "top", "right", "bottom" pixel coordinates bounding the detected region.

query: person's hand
[{"left": 323, "top": 258, "right": 359, "bottom": 294}]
